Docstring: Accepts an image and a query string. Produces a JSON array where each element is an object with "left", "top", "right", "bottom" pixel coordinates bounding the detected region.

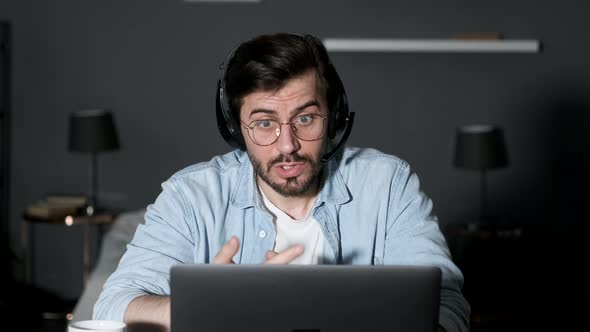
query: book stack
[{"left": 25, "top": 195, "right": 87, "bottom": 219}]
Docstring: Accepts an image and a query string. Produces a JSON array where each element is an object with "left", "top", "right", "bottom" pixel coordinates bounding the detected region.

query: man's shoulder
[
  {"left": 329, "top": 147, "right": 414, "bottom": 197},
  {"left": 169, "top": 149, "right": 248, "bottom": 181},
  {"left": 340, "top": 147, "right": 409, "bottom": 171}
]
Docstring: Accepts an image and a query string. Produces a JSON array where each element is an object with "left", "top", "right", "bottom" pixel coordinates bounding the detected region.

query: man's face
[{"left": 240, "top": 70, "right": 329, "bottom": 197}]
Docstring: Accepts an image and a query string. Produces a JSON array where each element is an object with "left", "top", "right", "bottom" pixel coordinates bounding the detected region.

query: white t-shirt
[{"left": 259, "top": 188, "right": 325, "bottom": 264}]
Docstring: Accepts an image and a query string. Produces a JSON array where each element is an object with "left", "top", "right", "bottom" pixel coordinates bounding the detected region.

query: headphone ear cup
[
  {"left": 216, "top": 80, "right": 245, "bottom": 150},
  {"left": 328, "top": 94, "right": 349, "bottom": 139},
  {"left": 327, "top": 102, "right": 339, "bottom": 139}
]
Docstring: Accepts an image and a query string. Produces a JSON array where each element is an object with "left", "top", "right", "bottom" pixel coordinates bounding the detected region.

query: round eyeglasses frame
[{"left": 240, "top": 114, "right": 327, "bottom": 146}]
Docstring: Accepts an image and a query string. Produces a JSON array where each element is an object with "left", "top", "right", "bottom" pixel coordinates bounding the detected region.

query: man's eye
[
  {"left": 296, "top": 115, "right": 314, "bottom": 125},
  {"left": 255, "top": 120, "right": 274, "bottom": 129}
]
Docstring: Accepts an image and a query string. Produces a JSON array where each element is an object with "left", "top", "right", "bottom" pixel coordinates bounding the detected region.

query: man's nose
[{"left": 275, "top": 124, "right": 300, "bottom": 155}]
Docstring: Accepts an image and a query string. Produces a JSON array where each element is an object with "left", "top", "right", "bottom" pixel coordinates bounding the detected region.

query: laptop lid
[{"left": 171, "top": 264, "right": 441, "bottom": 332}]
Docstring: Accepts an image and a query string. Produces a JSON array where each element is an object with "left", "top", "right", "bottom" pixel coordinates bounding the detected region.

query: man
[{"left": 94, "top": 33, "right": 470, "bottom": 332}]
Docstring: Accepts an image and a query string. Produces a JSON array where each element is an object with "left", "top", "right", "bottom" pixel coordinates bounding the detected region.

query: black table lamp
[
  {"left": 453, "top": 124, "right": 508, "bottom": 223},
  {"left": 68, "top": 109, "right": 120, "bottom": 215}
]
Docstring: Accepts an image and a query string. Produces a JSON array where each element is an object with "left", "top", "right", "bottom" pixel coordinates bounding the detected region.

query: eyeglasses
[{"left": 241, "top": 114, "right": 327, "bottom": 146}]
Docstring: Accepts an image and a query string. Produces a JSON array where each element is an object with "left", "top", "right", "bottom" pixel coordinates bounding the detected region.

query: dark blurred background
[{"left": 1, "top": 0, "right": 588, "bottom": 331}]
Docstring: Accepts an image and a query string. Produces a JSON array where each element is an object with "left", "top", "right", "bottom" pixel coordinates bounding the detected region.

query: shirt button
[{"left": 258, "top": 230, "right": 267, "bottom": 238}]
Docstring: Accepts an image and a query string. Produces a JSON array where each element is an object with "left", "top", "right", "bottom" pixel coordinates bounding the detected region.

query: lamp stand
[
  {"left": 83, "top": 151, "right": 98, "bottom": 288},
  {"left": 480, "top": 168, "right": 487, "bottom": 222},
  {"left": 83, "top": 221, "right": 90, "bottom": 288},
  {"left": 467, "top": 169, "right": 488, "bottom": 232},
  {"left": 89, "top": 152, "right": 98, "bottom": 215}
]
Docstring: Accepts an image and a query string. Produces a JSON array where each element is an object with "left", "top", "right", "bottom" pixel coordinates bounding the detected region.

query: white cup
[{"left": 68, "top": 320, "right": 126, "bottom": 332}]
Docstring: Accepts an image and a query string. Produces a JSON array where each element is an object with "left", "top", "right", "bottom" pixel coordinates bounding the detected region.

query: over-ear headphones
[{"left": 216, "top": 33, "right": 355, "bottom": 162}]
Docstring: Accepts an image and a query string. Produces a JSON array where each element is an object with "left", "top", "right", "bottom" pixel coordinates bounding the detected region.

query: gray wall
[{"left": 1, "top": 0, "right": 589, "bottom": 299}]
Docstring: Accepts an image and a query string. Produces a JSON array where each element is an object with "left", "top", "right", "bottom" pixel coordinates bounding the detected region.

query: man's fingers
[
  {"left": 213, "top": 236, "right": 240, "bottom": 264},
  {"left": 265, "top": 250, "right": 277, "bottom": 261},
  {"left": 214, "top": 239, "right": 303, "bottom": 265},
  {"left": 264, "top": 245, "right": 304, "bottom": 265}
]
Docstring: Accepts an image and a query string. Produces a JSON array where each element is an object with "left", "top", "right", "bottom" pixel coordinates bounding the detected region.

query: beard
[{"left": 249, "top": 151, "right": 324, "bottom": 197}]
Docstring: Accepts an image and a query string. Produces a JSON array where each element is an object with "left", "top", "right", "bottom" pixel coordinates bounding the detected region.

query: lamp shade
[
  {"left": 68, "top": 109, "right": 120, "bottom": 152},
  {"left": 453, "top": 124, "right": 508, "bottom": 170}
]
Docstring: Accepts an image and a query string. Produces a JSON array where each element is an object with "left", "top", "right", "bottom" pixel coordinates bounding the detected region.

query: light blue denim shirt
[{"left": 94, "top": 147, "right": 470, "bottom": 332}]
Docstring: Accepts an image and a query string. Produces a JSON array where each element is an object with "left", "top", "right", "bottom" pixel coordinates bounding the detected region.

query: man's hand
[
  {"left": 212, "top": 236, "right": 241, "bottom": 264},
  {"left": 264, "top": 246, "right": 304, "bottom": 264},
  {"left": 213, "top": 236, "right": 304, "bottom": 264}
]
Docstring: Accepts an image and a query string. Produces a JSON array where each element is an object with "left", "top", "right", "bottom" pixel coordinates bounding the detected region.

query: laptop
[{"left": 171, "top": 264, "right": 441, "bottom": 332}]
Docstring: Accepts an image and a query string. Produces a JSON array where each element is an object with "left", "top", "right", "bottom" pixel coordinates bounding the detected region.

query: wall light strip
[
  {"left": 323, "top": 38, "right": 541, "bottom": 53},
  {"left": 183, "top": 0, "right": 261, "bottom": 3}
]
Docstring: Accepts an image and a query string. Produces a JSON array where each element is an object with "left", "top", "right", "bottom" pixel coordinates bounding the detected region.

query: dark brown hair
[{"left": 223, "top": 33, "right": 344, "bottom": 121}]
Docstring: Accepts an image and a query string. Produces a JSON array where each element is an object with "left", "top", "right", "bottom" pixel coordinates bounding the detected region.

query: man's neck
[{"left": 257, "top": 178, "right": 319, "bottom": 220}]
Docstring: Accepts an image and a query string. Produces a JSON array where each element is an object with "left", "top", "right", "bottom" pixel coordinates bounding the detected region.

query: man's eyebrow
[
  {"left": 249, "top": 109, "right": 276, "bottom": 118},
  {"left": 248, "top": 100, "right": 321, "bottom": 118},
  {"left": 291, "top": 100, "right": 320, "bottom": 115}
]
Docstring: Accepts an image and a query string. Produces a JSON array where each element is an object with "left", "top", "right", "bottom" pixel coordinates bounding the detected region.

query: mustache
[{"left": 268, "top": 153, "right": 313, "bottom": 169}]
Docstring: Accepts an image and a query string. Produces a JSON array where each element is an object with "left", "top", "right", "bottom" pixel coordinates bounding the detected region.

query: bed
[{"left": 70, "top": 209, "right": 146, "bottom": 322}]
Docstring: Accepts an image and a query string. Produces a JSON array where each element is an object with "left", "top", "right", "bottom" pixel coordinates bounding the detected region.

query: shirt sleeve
[
  {"left": 383, "top": 163, "right": 471, "bottom": 332},
  {"left": 93, "top": 178, "right": 197, "bottom": 321}
]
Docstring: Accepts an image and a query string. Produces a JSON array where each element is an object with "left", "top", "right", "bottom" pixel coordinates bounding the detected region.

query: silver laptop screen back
[{"left": 171, "top": 264, "right": 440, "bottom": 332}]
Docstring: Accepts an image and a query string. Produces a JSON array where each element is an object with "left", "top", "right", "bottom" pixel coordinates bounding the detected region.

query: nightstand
[
  {"left": 441, "top": 223, "right": 527, "bottom": 332},
  {"left": 21, "top": 211, "right": 117, "bottom": 288}
]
